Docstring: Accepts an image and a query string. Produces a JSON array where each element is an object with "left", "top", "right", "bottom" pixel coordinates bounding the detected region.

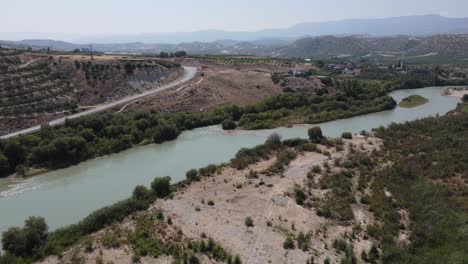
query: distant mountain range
[
  {"left": 71, "top": 14, "right": 468, "bottom": 43},
  {"left": 2, "top": 15, "right": 468, "bottom": 60},
  {"left": 2, "top": 34, "right": 468, "bottom": 60},
  {"left": 2, "top": 15, "right": 468, "bottom": 44}
]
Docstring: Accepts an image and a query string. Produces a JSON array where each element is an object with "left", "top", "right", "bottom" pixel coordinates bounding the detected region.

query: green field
[{"left": 399, "top": 94, "right": 429, "bottom": 108}]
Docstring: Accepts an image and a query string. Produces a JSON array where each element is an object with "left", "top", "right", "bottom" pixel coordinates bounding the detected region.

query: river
[{"left": 0, "top": 86, "right": 461, "bottom": 237}]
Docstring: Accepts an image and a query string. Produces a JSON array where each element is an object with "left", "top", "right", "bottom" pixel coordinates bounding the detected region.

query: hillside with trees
[{"left": 0, "top": 48, "right": 182, "bottom": 135}]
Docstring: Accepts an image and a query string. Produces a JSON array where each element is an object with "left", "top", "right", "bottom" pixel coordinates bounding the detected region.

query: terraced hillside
[
  {"left": 0, "top": 49, "right": 183, "bottom": 135},
  {"left": 0, "top": 50, "right": 75, "bottom": 117}
]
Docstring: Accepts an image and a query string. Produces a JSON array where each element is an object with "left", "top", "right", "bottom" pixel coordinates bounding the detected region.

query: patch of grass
[
  {"left": 463, "top": 103, "right": 468, "bottom": 113},
  {"left": 398, "top": 95, "right": 428, "bottom": 108}
]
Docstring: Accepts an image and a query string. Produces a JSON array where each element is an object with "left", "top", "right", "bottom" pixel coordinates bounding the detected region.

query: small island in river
[{"left": 399, "top": 94, "right": 429, "bottom": 108}]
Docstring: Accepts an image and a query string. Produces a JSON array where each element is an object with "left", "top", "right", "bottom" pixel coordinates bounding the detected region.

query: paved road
[{"left": 0, "top": 66, "right": 198, "bottom": 139}]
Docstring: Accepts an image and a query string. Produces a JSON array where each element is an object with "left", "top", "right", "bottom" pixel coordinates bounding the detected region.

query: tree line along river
[{"left": 0, "top": 86, "right": 461, "bottom": 240}]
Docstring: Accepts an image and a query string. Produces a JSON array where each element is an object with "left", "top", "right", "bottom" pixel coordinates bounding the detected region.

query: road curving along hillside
[{"left": 0, "top": 66, "right": 198, "bottom": 139}]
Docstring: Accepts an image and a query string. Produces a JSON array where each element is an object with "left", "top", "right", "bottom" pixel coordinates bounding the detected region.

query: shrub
[
  {"left": 101, "top": 230, "right": 121, "bottom": 249},
  {"left": 265, "top": 133, "right": 282, "bottom": 147},
  {"left": 369, "top": 244, "right": 379, "bottom": 262},
  {"left": 283, "top": 236, "right": 295, "bottom": 249},
  {"left": 341, "top": 132, "right": 353, "bottom": 139},
  {"left": 308, "top": 126, "right": 323, "bottom": 143},
  {"left": 311, "top": 165, "right": 322, "bottom": 173},
  {"left": 294, "top": 187, "right": 307, "bottom": 205},
  {"left": 151, "top": 176, "right": 171, "bottom": 198},
  {"left": 198, "top": 164, "right": 218, "bottom": 177},
  {"left": 462, "top": 94, "right": 468, "bottom": 102},
  {"left": 282, "top": 138, "right": 308, "bottom": 148},
  {"left": 233, "top": 255, "right": 242, "bottom": 264},
  {"left": 186, "top": 169, "right": 199, "bottom": 182},
  {"left": 244, "top": 217, "right": 254, "bottom": 227},
  {"left": 297, "top": 232, "right": 311, "bottom": 251},
  {"left": 132, "top": 185, "right": 151, "bottom": 201},
  {"left": 207, "top": 200, "right": 215, "bottom": 206},
  {"left": 221, "top": 119, "right": 237, "bottom": 130}
]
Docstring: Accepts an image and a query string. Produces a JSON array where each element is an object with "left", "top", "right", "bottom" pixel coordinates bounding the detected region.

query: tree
[
  {"left": 3, "top": 141, "right": 26, "bottom": 169},
  {"left": 0, "top": 151, "right": 9, "bottom": 174},
  {"left": 23, "top": 217, "right": 48, "bottom": 255},
  {"left": 186, "top": 169, "right": 199, "bottom": 182},
  {"left": 1, "top": 217, "right": 48, "bottom": 257},
  {"left": 151, "top": 176, "right": 171, "bottom": 198},
  {"left": 152, "top": 124, "right": 180, "bottom": 143},
  {"left": 462, "top": 94, "right": 468, "bottom": 102},
  {"left": 316, "top": 60, "right": 325, "bottom": 68},
  {"left": 1, "top": 227, "right": 23, "bottom": 256},
  {"left": 174, "top": 50, "right": 187, "bottom": 57},
  {"left": 265, "top": 133, "right": 282, "bottom": 147},
  {"left": 132, "top": 185, "right": 150, "bottom": 201},
  {"left": 308, "top": 126, "right": 323, "bottom": 143},
  {"left": 271, "top": 72, "right": 281, "bottom": 84},
  {"left": 124, "top": 62, "right": 136, "bottom": 75},
  {"left": 221, "top": 119, "right": 236, "bottom": 130}
]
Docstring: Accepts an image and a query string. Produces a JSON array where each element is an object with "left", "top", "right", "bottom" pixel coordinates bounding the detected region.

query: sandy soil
[
  {"left": 37, "top": 136, "right": 383, "bottom": 264},
  {"left": 446, "top": 88, "right": 468, "bottom": 98}
]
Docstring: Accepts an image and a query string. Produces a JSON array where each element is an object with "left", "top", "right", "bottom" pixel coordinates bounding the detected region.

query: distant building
[
  {"left": 289, "top": 69, "right": 305, "bottom": 77},
  {"left": 342, "top": 68, "right": 354, "bottom": 75},
  {"left": 341, "top": 68, "right": 361, "bottom": 76}
]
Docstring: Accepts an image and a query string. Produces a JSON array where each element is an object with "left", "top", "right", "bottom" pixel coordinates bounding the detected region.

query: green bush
[
  {"left": 294, "top": 187, "right": 307, "bottom": 205},
  {"left": 297, "top": 232, "right": 311, "bottom": 251},
  {"left": 152, "top": 124, "right": 180, "bottom": 144},
  {"left": 186, "top": 169, "right": 199, "bottom": 182},
  {"left": 283, "top": 236, "right": 295, "bottom": 249},
  {"left": 462, "top": 94, "right": 468, "bottom": 102},
  {"left": 221, "top": 119, "right": 236, "bottom": 130},
  {"left": 341, "top": 132, "right": 352, "bottom": 139},
  {"left": 245, "top": 217, "right": 254, "bottom": 227},
  {"left": 151, "top": 176, "right": 171, "bottom": 198},
  {"left": 308, "top": 126, "right": 323, "bottom": 143}
]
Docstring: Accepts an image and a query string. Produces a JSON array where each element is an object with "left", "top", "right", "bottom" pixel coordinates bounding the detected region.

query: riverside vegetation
[
  {"left": 1, "top": 112, "right": 467, "bottom": 263},
  {"left": 0, "top": 79, "right": 396, "bottom": 178}
]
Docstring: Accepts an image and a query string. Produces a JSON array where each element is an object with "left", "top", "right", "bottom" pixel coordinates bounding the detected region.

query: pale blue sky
[{"left": 1, "top": 0, "right": 467, "bottom": 37}]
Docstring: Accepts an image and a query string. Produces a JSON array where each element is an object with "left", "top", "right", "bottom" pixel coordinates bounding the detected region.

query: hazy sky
[{"left": 2, "top": 0, "right": 468, "bottom": 39}]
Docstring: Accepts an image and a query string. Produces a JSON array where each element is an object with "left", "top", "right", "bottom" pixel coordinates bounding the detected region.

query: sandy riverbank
[{"left": 445, "top": 87, "right": 468, "bottom": 98}]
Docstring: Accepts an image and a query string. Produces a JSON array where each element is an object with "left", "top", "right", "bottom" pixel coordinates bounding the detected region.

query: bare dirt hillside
[
  {"left": 37, "top": 135, "right": 383, "bottom": 264},
  {"left": 122, "top": 58, "right": 290, "bottom": 113}
]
